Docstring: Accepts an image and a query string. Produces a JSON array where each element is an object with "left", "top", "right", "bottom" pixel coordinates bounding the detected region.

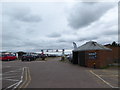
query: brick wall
[
  {"left": 105, "top": 46, "right": 120, "bottom": 63},
  {"left": 85, "top": 50, "right": 112, "bottom": 68}
]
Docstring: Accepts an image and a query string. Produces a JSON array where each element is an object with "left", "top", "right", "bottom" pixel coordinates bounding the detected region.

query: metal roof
[{"left": 73, "top": 41, "right": 112, "bottom": 52}]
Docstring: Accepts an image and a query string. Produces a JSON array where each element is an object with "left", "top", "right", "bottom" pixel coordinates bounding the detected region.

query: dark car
[
  {"left": 21, "top": 54, "right": 35, "bottom": 61},
  {"left": 32, "top": 54, "right": 39, "bottom": 59}
]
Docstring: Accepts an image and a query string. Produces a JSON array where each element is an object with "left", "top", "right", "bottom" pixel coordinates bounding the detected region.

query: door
[
  {"left": 72, "top": 51, "right": 78, "bottom": 64},
  {"left": 78, "top": 51, "right": 85, "bottom": 66}
]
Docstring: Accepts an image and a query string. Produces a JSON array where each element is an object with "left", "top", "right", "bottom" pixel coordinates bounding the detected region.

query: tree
[{"left": 112, "top": 41, "right": 118, "bottom": 46}]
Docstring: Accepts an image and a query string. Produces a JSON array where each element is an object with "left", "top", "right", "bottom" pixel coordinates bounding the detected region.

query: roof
[{"left": 73, "top": 41, "right": 112, "bottom": 52}]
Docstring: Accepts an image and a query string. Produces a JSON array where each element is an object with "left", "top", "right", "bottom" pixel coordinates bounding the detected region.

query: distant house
[{"left": 72, "top": 41, "right": 113, "bottom": 68}]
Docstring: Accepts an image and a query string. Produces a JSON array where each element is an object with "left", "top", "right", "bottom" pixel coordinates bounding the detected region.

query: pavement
[{"left": 1, "top": 57, "right": 119, "bottom": 89}]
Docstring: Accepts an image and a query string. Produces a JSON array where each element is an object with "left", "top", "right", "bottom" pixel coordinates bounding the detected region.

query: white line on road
[
  {"left": 89, "top": 70, "right": 118, "bottom": 88},
  {"left": 3, "top": 73, "right": 18, "bottom": 76},
  {"left": 3, "top": 76, "right": 19, "bottom": 79},
  {"left": 3, "top": 69, "right": 22, "bottom": 74},
  {"left": 13, "top": 67, "right": 25, "bottom": 89},
  {"left": 4, "top": 82, "right": 18, "bottom": 90},
  {"left": 3, "top": 78, "right": 20, "bottom": 82},
  {"left": 2, "top": 66, "right": 22, "bottom": 68},
  {"left": 3, "top": 67, "right": 25, "bottom": 90}
]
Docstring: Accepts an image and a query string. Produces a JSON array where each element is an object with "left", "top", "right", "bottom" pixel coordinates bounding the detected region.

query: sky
[{"left": 1, "top": 0, "right": 118, "bottom": 52}]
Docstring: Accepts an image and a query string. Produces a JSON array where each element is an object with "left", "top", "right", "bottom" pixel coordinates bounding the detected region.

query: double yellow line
[{"left": 18, "top": 67, "right": 31, "bottom": 89}]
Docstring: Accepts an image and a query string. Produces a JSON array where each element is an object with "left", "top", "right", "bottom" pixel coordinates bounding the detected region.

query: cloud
[
  {"left": 47, "top": 32, "right": 61, "bottom": 38},
  {"left": 57, "top": 5, "right": 118, "bottom": 47},
  {"left": 3, "top": 6, "right": 42, "bottom": 23},
  {"left": 77, "top": 36, "right": 98, "bottom": 42},
  {"left": 67, "top": 2, "right": 115, "bottom": 29},
  {"left": 1, "top": 2, "right": 118, "bottom": 52}
]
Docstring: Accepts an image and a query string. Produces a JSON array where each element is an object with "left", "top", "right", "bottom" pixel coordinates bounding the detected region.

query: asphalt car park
[
  {"left": 89, "top": 68, "right": 119, "bottom": 88},
  {"left": 0, "top": 68, "right": 2, "bottom": 89},
  {"left": 1, "top": 57, "right": 119, "bottom": 89},
  {"left": 2, "top": 65, "right": 24, "bottom": 89}
]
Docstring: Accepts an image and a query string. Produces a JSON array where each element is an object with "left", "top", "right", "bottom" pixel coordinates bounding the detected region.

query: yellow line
[
  {"left": 24, "top": 67, "right": 31, "bottom": 88},
  {"left": 18, "top": 67, "right": 31, "bottom": 89},
  {"left": 18, "top": 67, "right": 27, "bottom": 88}
]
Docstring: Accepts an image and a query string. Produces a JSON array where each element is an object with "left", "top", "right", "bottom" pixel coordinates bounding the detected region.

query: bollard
[{"left": 93, "top": 63, "right": 96, "bottom": 69}]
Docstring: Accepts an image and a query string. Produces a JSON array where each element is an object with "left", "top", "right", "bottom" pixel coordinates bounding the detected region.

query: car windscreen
[
  {"left": 2, "top": 54, "right": 7, "bottom": 57},
  {"left": 23, "top": 54, "right": 32, "bottom": 56}
]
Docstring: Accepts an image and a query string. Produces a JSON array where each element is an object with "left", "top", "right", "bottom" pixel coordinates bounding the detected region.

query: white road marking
[
  {"left": 3, "top": 67, "right": 25, "bottom": 90},
  {"left": 3, "top": 73, "right": 19, "bottom": 76},
  {"left": 2, "top": 66, "right": 22, "bottom": 68},
  {"left": 4, "top": 82, "right": 18, "bottom": 90},
  {"left": 3, "top": 69, "right": 22, "bottom": 74},
  {"left": 89, "top": 70, "right": 118, "bottom": 88},
  {"left": 3, "top": 79, "right": 19, "bottom": 82},
  {"left": 3, "top": 76, "right": 19, "bottom": 79},
  {"left": 13, "top": 67, "right": 25, "bottom": 89}
]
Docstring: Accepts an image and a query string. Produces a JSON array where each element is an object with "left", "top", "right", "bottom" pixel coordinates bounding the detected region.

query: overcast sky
[{"left": 1, "top": 1, "right": 118, "bottom": 52}]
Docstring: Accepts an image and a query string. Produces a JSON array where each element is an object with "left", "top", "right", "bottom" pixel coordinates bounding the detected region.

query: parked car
[
  {"left": 21, "top": 54, "right": 35, "bottom": 61},
  {"left": 0, "top": 54, "right": 17, "bottom": 61},
  {"left": 41, "top": 54, "right": 46, "bottom": 60},
  {"left": 67, "top": 54, "right": 73, "bottom": 62},
  {"left": 32, "top": 54, "right": 39, "bottom": 59}
]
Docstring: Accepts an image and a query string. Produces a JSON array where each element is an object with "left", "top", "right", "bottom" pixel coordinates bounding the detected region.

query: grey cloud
[
  {"left": 58, "top": 38, "right": 77, "bottom": 43},
  {"left": 58, "top": 39, "right": 67, "bottom": 43},
  {"left": 58, "top": 34, "right": 99, "bottom": 44},
  {"left": 2, "top": 37, "right": 41, "bottom": 49},
  {"left": 13, "top": 14, "right": 42, "bottom": 22},
  {"left": 1, "top": 2, "right": 117, "bottom": 52},
  {"left": 68, "top": 2, "right": 114, "bottom": 29},
  {"left": 23, "top": 40, "right": 42, "bottom": 47},
  {"left": 102, "top": 30, "right": 118, "bottom": 36},
  {"left": 47, "top": 32, "right": 61, "bottom": 38},
  {"left": 77, "top": 36, "right": 98, "bottom": 42},
  {"left": 3, "top": 6, "right": 42, "bottom": 23}
]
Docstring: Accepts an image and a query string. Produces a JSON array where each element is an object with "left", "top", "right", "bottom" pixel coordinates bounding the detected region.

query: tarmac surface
[{"left": 1, "top": 57, "right": 119, "bottom": 89}]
